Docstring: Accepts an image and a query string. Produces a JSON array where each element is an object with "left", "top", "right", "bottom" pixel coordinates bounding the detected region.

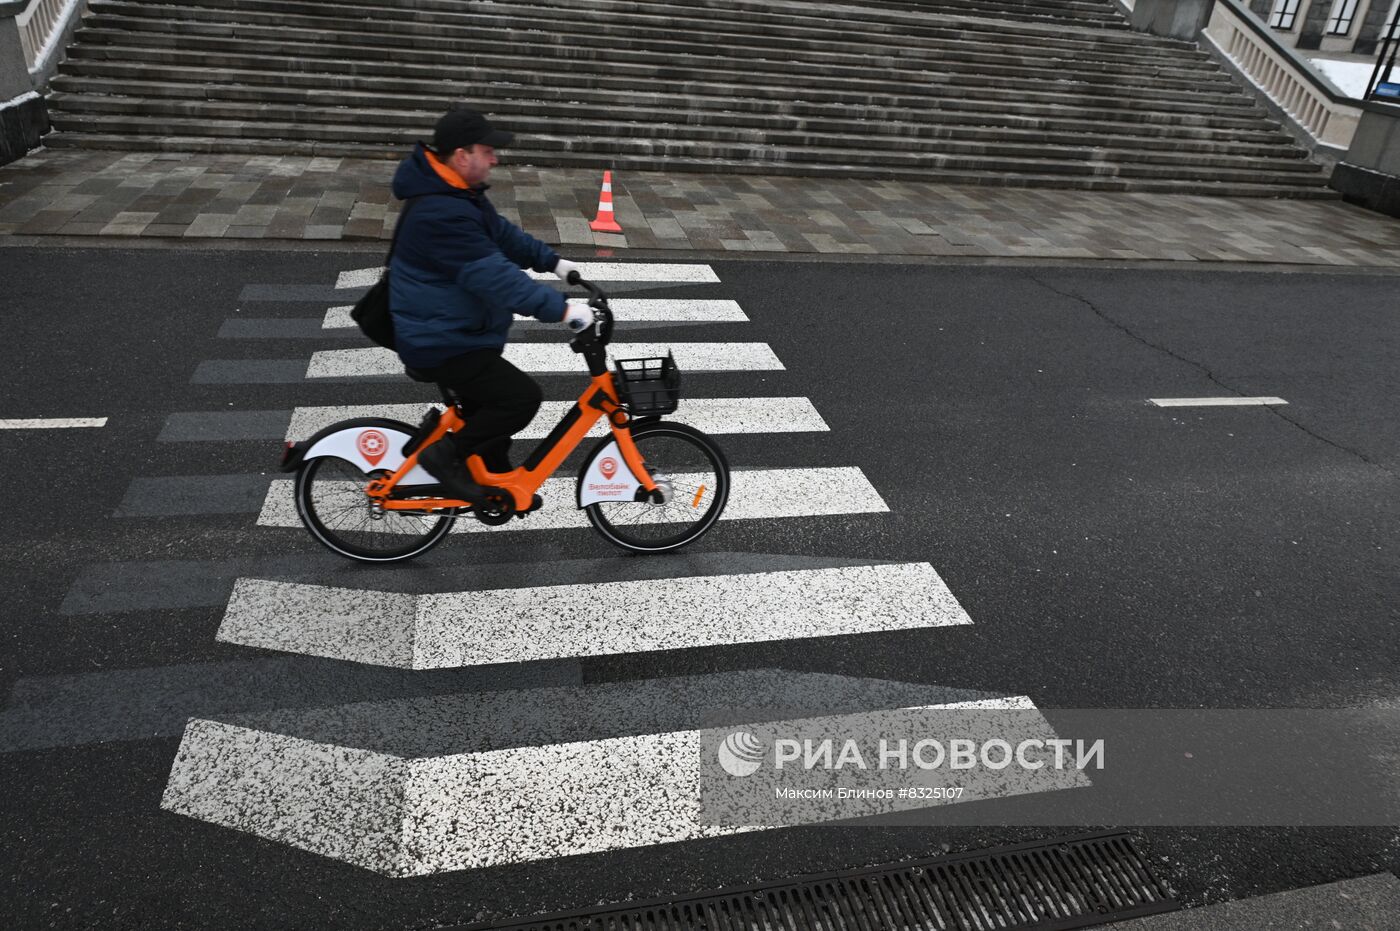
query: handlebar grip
[{"left": 566, "top": 270, "right": 582, "bottom": 286}]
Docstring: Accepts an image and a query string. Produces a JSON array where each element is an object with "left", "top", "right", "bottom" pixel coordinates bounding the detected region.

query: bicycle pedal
[
  {"left": 514, "top": 494, "right": 544, "bottom": 519},
  {"left": 470, "top": 487, "right": 517, "bottom": 527}
]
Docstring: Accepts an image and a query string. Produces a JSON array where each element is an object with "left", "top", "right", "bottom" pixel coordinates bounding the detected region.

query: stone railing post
[
  {"left": 1130, "top": 0, "right": 1217, "bottom": 39},
  {"left": 1, "top": 4, "right": 34, "bottom": 100},
  {"left": 0, "top": 0, "right": 51, "bottom": 166},
  {"left": 1331, "top": 100, "right": 1400, "bottom": 217}
]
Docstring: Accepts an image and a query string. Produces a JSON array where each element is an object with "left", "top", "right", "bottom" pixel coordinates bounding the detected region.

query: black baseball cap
[{"left": 431, "top": 107, "right": 514, "bottom": 154}]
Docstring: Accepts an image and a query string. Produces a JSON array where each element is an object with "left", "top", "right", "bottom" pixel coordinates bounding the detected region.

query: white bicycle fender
[
  {"left": 578, "top": 439, "right": 644, "bottom": 507},
  {"left": 304, "top": 425, "right": 437, "bottom": 485}
]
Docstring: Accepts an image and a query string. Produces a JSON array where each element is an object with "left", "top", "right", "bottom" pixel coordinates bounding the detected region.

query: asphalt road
[{"left": 2, "top": 244, "right": 1399, "bottom": 928}]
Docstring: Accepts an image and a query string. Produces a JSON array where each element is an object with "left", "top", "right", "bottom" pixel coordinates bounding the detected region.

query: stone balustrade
[
  {"left": 1202, "top": 0, "right": 1363, "bottom": 150},
  {"left": 1, "top": 0, "right": 88, "bottom": 163}
]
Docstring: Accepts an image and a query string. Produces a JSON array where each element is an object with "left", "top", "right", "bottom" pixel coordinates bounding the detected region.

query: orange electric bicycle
[{"left": 278, "top": 274, "right": 731, "bottom": 563}]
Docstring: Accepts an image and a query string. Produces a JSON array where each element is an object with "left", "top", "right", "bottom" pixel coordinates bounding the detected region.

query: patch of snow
[
  {"left": 2, "top": 91, "right": 39, "bottom": 110},
  {"left": 1308, "top": 58, "right": 1385, "bottom": 99}
]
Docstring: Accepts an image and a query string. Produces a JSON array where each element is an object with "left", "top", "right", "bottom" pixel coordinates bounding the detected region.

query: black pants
[{"left": 415, "top": 349, "right": 543, "bottom": 473}]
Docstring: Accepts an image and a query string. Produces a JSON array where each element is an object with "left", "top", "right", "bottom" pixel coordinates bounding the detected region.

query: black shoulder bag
[{"left": 349, "top": 197, "right": 419, "bottom": 351}]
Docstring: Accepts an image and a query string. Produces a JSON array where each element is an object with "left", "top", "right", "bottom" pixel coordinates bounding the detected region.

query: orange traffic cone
[{"left": 589, "top": 170, "right": 623, "bottom": 233}]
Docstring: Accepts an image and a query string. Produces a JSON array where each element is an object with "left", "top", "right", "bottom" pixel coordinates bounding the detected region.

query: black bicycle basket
[{"left": 614, "top": 353, "right": 681, "bottom": 416}]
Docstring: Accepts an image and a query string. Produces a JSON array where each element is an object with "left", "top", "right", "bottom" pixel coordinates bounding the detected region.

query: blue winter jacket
[{"left": 388, "top": 144, "right": 566, "bottom": 369}]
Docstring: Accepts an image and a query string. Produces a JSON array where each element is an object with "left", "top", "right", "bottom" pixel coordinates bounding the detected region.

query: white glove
[
  {"left": 563, "top": 304, "right": 594, "bottom": 332},
  {"left": 553, "top": 258, "right": 581, "bottom": 285}
]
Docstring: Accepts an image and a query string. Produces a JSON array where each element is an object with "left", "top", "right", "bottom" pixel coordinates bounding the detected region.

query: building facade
[{"left": 1249, "top": 0, "right": 1399, "bottom": 54}]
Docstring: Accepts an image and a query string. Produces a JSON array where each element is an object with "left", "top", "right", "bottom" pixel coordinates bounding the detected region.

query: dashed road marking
[
  {"left": 1149, "top": 397, "right": 1288, "bottom": 407},
  {"left": 0, "top": 417, "right": 107, "bottom": 429}
]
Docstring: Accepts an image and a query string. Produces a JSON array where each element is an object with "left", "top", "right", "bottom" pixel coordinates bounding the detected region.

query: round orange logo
[
  {"left": 357, "top": 429, "right": 388, "bottom": 466},
  {"left": 599, "top": 456, "right": 618, "bottom": 479}
]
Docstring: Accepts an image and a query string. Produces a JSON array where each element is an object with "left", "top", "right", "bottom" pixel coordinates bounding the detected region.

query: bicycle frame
[{"left": 366, "top": 369, "right": 658, "bottom": 513}]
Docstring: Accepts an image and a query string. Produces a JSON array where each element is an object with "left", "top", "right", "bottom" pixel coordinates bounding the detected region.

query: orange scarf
[{"left": 424, "top": 148, "right": 468, "bottom": 190}]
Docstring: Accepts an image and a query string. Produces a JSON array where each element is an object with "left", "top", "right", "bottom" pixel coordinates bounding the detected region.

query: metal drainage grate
[{"left": 474, "top": 832, "right": 1178, "bottom": 931}]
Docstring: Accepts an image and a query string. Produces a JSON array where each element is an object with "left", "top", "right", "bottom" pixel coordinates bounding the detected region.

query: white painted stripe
[
  {"left": 336, "top": 263, "right": 718, "bottom": 289},
  {"left": 306, "top": 343, "right": 783, "bottom": 378},
  {"left": 162, "top": 693, "right": 1078, "bottom": 875},
  {"left": 0, "top": 417, "right": 107, "bottom": 429},
  {"left": 323, "top": 299, "right": 748, "bottom": 329},
  {"left": 322, "top": 305, "right": 356, "bottom": 328},
  {"left": 256, "top": 466, "right": 888, "bottom": 533},
  {"left": 525, "top": 262, "right": 720, "bottom": 282},
  {"left": 335, "top": 268, "right": 384, "bottom": 289},
  {"left": 286, "top": 398, "right": 827, "bottom": 441},
  {"left": 554, "top": 298, "right": 748, "bottom": 322},
  {"left": 219, "top": 564, "right": 971, "bottom": 668},
  {"left": 1149, "top": 397, "right": 1288, "bottom": 407}
]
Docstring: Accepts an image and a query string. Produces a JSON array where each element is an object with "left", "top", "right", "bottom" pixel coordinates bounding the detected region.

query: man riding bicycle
[{"left": 388, "top": 106, "right": 592, "bottom": 503}]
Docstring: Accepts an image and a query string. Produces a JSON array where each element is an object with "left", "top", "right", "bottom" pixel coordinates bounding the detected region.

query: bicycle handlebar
[{"left": 565, "top": 273, "right": 614, "bottom": 349}]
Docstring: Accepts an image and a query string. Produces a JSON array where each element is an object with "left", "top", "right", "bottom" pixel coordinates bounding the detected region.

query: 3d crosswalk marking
[
  {"left": 285, "top": 398, "right": 828, "bottom": 441},
  {"left": 526, "top": 263, "right": 721, "bottom": 283},
  {"left": 322, "top": 305, "right": 355, "bottom": 327},
  {"left": 306, "top": 343, "right": 784, "bottom": 378},
  {"left": 335, "top": 263, "right": 719, "bottom": 289},
  {"left": 160, "top": 397, "right": 826, "bottom": 443},
  {"left": 323, "top": 299, "right": 748, "bottom": 329},
  {"left": 256, "top": 466, "right": 889, "bottom": 533},
  {"left": 161, "top": 671, "right": 1082, "bottom": 876},
  {"left": 0, "top": 655, "right": 584, "bottom": 753},
  {"left": 61, "top": 552, "right": 882, "bottom": 617},
  {"left": 147, "top": 259, "right": 993, "bottom": 882},
  {"left": 217, "top": 563, "right": 971, "bottom": 668}
]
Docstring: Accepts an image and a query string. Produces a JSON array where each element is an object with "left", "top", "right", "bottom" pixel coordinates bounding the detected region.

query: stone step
[
  {"left": 615, "top": 0, "right": 1129, "bottom": 32},
  {"left": 76, "top": 8, "right": 1196, "bottom": 81},
  {"left": 44, "top": 113, "right": 1331, "bottom": 187},
  {"left": 863, "top": 0, "right": 1124, "bottom": 15},
  {"left": 46, "top": 92, "right": 1315, "bottom": 169},
  {"left": 48, "top": 75, "right": 1299, "bottom": 151},
  {"left": 40, "top": 131, "right": 1338, "bottom": 198},
  {"left": 48, "top": 0, "right": 1321, "bottom": 198},
  {"left": 861, "top": 0, "right": 1125, "bottom": 22},
  {"left": 66, "top": 32, "right": 1270, "bottom": 122},
  {"left": 69, "top": 17, "right": 1234, "bottom": 97},
  {"left": 86, "top": 0, "right": 1187, "bottom": 72},
  {"left": 56, "top": 53, "right": 1283, "bottom": 135},
  {"left": 84, "top": 0, "right": 1226, "bottom": 87},
  {"left": 176, "top": 0, "right": 1177, "bottom": 59},
  {"left": 65, "top": 19, "right": 1244, "bottom": 111},
  {"left": 772, "top": 0, "right": 1128, "bottom": 29}
]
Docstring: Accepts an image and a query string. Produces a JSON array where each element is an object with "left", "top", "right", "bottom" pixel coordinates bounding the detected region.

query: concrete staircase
[{"left": 42, "top": 0, "right": 1335, "bottom": 196}]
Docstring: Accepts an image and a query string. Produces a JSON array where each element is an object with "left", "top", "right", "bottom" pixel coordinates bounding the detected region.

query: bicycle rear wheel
[
  {"left": 295, "top": 455, "right": 456, "bottom": 562},
  {"left": 584, "top": 421, "right": 729, "bottom": 553}
]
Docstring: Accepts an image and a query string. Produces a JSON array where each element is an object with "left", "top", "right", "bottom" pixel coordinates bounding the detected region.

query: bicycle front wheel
[
  {"left": 295, "top": 455, "right": 456, "bottom": 563},
  {"left": 584, "top": 421, "right": 730, "bottom": 553}
]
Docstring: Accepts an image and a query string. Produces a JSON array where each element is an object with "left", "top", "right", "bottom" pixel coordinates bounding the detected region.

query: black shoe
[{"left": 417, "top": 441, "right": 490, "bottom": 502}]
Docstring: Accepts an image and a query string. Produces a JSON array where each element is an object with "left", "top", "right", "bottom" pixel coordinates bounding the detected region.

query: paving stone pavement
[{"left": 2, "top": 148, "right": 1399, "bottom": 265}]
